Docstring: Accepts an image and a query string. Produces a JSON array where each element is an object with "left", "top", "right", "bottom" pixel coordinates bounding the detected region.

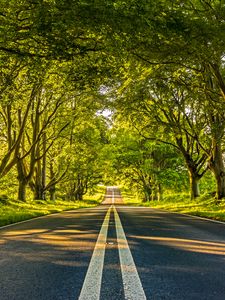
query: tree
[
  {"left": 1, "top": 0, "right": 225, "bottom": 204},
  {"left": 109, "top": 121, "right": 183, "bottom": 201},
  {"left": 59, "top": 113, "right": 109, "bottom": 201},
  {"left": 112, "top": 64, "right": 211, "bottom": 199}
]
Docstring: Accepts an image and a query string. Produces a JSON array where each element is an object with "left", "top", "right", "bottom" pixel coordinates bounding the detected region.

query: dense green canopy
[{"left": 1, "top": 0, "right": 225, "bottom": 201}]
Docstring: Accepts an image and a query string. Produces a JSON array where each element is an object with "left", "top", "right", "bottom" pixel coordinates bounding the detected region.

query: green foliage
[
  {"left": 122, "top": 189, "right": 225, "bottom": 222},
  {"left": 107, "top": 122, "right": 187, "bottom": 201},
  {"left": 1, "top": 0, "right": 225, "bottom": 226},
  {"left": 0, "top": 185, "right": 104, "bottom": 227},
  {"left": 56, "top": 106, "right": 110, "bottom": 201}
]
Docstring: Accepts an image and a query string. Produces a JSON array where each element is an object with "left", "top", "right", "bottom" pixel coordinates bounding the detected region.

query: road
[{"left": 0, "top": 186, "right": 225, "bottom": 299}]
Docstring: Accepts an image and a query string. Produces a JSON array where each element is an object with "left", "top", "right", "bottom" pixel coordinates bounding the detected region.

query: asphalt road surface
[{"left": 1, "top": 186, "right": 225, "bottom": 299}]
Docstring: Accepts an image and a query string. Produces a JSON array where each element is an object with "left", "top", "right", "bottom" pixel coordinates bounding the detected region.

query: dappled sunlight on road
[
  {"left": 34, "top": 232, "right": 95, "bottom": 249},
  {"left": 1, "top": 227, "right": 96, "bottom": 247},
  {"left": 0, "top": 210, "right": 108, "bottom": 269},
  {"left": 101, "top": 186, "right": 124, "bottom": 205},
  {"left": 1, "top": 229, "right": 47, "bottom": 236},
  {"left": 129, "top": 235, "right": 225, "bottom": 256},
  {"left": 51, "top": 260, "right": 88, "bottom": 267},
  {"left": 101, "top": 196, "right": 124, "bottom": 205},
  {"left": 0, "top": 228, "right": 98, "bottom": 267}
]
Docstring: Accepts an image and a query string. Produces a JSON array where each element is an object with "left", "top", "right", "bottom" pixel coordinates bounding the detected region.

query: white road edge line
[
  {"left": 0, "top": 212, "right": 63, "bottom": 230},
  {"left": 78, "top": 205, "right": 112, "bottom": 300},
  {"left": 149, "top": 207, "right": 225, "bottom": 225},
  {"left": 113, "top": 205, "right": 147, "bottom": 300},
  {"left": 0, "top": 207, "right": 105, "bottom": 230},
  {"left": 117, "top": 206, "right": 225, "bottom": 226}
]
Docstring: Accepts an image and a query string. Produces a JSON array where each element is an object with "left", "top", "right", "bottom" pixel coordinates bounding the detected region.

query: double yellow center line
[{"left": 78, "top": 203, "right": 146, "bottom": 300}]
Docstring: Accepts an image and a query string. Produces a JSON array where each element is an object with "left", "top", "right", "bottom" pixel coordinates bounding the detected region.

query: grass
[
  {"left": 3, "top": 186, "right": 225, "bottom": 227},
  {"left": 0, "top": 187, "right": 105, "bottom": 227},
  {"left": 122, "top": 190, "right": 225, "bottom": 222}
]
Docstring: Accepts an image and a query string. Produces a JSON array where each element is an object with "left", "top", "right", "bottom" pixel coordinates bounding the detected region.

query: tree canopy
[{"left": 1, "top": 0, "right": 225, "bottom": 202}]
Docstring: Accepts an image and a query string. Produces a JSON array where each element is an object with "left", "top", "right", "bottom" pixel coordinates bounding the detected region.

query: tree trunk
[
  {"left": 49, "top": 161, "right": 56, "bottom": 201},
  {"left": 151, "top": 186, "right": 158, "bottom": 201},
  {"left": 18, "top": 180, "right": 27, "bottom": 201},
  {"left": 143, "top": 185, "right": 152, "bottom": 202},
  {"left": 34, "top": 184, "right": 45, "bottom": 200},
  {"left": 74, "top": 176, "right": 83, "bottom": 201},
  {"left": 17, "top": 159, "right": 28, "bottom": 201},
  {"left": 49, "top": 186, "right": 56, "bottom": 201},
  {"left": 78, "top": 192, "right": 83, "bottom": 201},
  {"left": 209, "top": 141, "right": 225, "bottom": 200},
  {"left": 75, "top": 189, "right": 83, "bottom": 201},
  {"left": 189, "top": 171, "right": 200, "bottom": 199},
  {"left": 41, "top": 131, "right": 47, "bottom": 200},
  {"left": 34, "top": 160, "right": 46, "bottom": 200},
  {"left": 176, "top": 137, "right": 203, "bottom": 199},
  {"left": 157, "top": 183, "right": 163, "bottom": 201}
]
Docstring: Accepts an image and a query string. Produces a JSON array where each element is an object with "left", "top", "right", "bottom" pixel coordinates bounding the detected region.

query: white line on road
[
  {"left": 78, "top": 188, "right": 146, "bottom": 300},
  {"left": 78, "top": 205, "right": 112, "bottom": 300},
  {"left": 113, "top": 205, "right": 147, "bottom": 300}
]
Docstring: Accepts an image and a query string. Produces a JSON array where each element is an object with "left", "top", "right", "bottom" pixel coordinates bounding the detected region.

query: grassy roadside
[
  {"left": 122, "top": 190, "right": 225, "bottom": 222},
  {"left": 0, "top": 186, "right": 105, "bottom": 227}
]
